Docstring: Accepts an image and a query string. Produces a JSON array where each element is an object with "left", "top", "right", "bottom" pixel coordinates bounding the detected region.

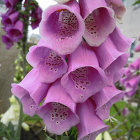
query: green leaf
[
  {"left": 23, "top": 114, "right": 41, "bottom": 122},
  {"left": 45, "top": 135, "right": 54, "bottom": 140},
  {"left": 0, "top": 122, "right": 14, "bottom": 139},
  {"left": 8, "top": 122, "right": 15, "bottom": 137},
  {"left": 68, "top": 127, "right": 77, "bottom": 140},
  {"left": 61, "top": 136, "right": 70, "bottom": 140},
  {"left": 133, "top": 0, "right": 140, "bottom": 5}
]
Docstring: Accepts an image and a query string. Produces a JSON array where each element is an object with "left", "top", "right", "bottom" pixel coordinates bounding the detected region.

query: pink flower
[
  {"left": 3, "top": 0, "right": 18, "bottom": 8},
  {"left": 31, "top": 6, "right": 42, "bottom": 29},
  {"left": 135, "top": 44, "right": 140, "bottom": 52},
  {"left": 120, "top": 57, "right": 140, "bottom": 96},
  {"left": 129, "top": 58, "right": 140, "bottom": 71},
  {"left": 39, "top": 1, "right": 85, "bottom": 55},
  {"left": 76, "top": 100, "right": 108, "bottom": 140},
  {"left": 61, "top": 41, "right": 107, "bottom": 103},
  {"left": 11, "top": 0, "right": 133, "bottom": 136},
  {"left": 79, "top": 0, "right": 115, "bottom": 46},
  {"left": 94, "top": 28, "right": 131, "bottom": 84},
  {"left": 127, "top": 89, "right": 137, "bottom": 96},
  {"left": 37, "top": 80, "right": 79, "bottom": 135},
  {"left": 1, "top": 11, "right": 19, "bottom": 27},
  {"left": 11, "top": 69, "right": 50, "bottom": 116},
  {"left": 109, "top": 28, "right": 134, "bottom": 52},
  {"left": 105, "top": 0, "right": 126, "bottom": 20},
  {"left": 26, "top": 39, "right": 68, "bottom": 83},
  {"left": 6, "top": 20, "right": 24, "bottom": 42},
  {"left": 92, "top": 86, "right": 124, "bottom": 120},
  {"left": 2, "top": 35, "right": 14, "bottom": 49},
  {"left": 125, "top": 76, "right": 140, "bottom": 91}
]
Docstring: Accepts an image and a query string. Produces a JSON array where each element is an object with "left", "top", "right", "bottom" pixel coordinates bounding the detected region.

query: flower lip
[
  {"left": 104, "top": 53, "right": 129, "bottom": 85},
  {"left": 61, "top": 65, "right": 107, "bottom": 103},
  {"left": 39, "top": 4, "right": 85, "bottom": 55},
  {"left": 46, "top": 9, "right": 79, "bottom": 38},
  {"left": 11, "top": 84, "right": 38, "bottom": 116},
  {"left": 79, "top": 0, "right": 115, "bottom": 46},
  {"left": 61, "top": 41, "right": 107, "bottom": 103},
  {"left": 11, "top": 69, "right": 49, "bottom": 116},
  {"left": 84, "top": 7, "right": 115, "bottom": 46},
  {"left": 92, "top": 86, "right": 124, "bottom": 120},
  {"left": 27, "top": 44, "right": 67, "bottom": 67},
  {"left": 39, "top": 102, "right": 79, "bottom": 135},
  {"left": 37, "top": 80, "right": 79, "bottom": 135},
  {"left": 26, "top": 45, "right": 68, "bottom": 83}
]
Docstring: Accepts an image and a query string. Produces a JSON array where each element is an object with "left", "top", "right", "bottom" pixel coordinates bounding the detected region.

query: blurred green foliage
[{"left": 133, "top": 0, "right": 140, "bottom": 5}]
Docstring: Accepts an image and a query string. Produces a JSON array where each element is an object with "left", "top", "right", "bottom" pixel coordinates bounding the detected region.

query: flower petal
[
  {"left": 135, "top": 44, "right": 140, "bottom": 52},
  {"left": 125, "top": 76, "right": 140, "bottom": 90},
  {"left": 26, "top": 44, "right": 50, "bottom": 67},
  {"left": 20, "top": 94, "right": 38, "bottom": 116},
  {"left": 113, "top": 68, "right": 125, "bottom": 83},
  {"left": 92, "top": 86, "right": 124, "bottom": 120},
  {"left": 61, "top": 41, "right": 107, "bottom": 103},
  {"left": 109, "top": 28, "right": 134, "bottom": 52},
  {"left": 104, "top": 53, "right": 129, "bottom": 85},
  {"left": 94, "top": 37, "right": 127, "bottom": 69},
  {"left": 11, "top": 69, "right": 49, "bottom": 116},
  {"left": 126, "top": 88, "right": 137, "bottom": 96},
  {"left": 1, "top": 11, "right": 19, "bottom": 27},
  {"left": 94, "top": 37, "right": 129, "bottom": 84},
  {"left": 37, "top": 80, "right": 79, "bottom": 135},
  {"left": 2, "top": 35, "right": 13, "bottom": 49},
  {"left": 3, "top": 0, "right": 18, "bottom": 8},
  {"left": 105, "top": 0, "right": 126, "bottom": 20},
  {"left": 129, "top": 58, "right": 140, "bottom": 71},
  {"left": 76, "top": 100, "right": 108, "bottom": 140},
  {"left": 79, "top": 0, "right": 115, "bottom": 46},
  {"left": 39, "top": 3, "right": 85, "bottom": 55}
]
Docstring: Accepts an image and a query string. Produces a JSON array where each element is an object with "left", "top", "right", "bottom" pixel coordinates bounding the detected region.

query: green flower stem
[
  {"left": 113, "top": 104, "right": 121, "bottom": 116},
  {"left": 14, "top": 0, "right": 30, "bottom": 139},
  {"left": 14, "top": 100, "right": 23, "bottom": 140}
]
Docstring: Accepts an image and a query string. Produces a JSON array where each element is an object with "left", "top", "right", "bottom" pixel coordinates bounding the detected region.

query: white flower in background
[
  {"left": 54, "top": 0, "right": 70, "bottom": 3},
  {"left": 0, "top": 96, "right": 29, "bottom": 131},
  {"left": 104, "top": 131, "right": 112, "bottom": 140},
  {"left": 95, "top": 131, "right": 112, "bottom": 140},
  {"left": 1, "top": 96, "right": 20, "bottom": 127},
  {"left": 95, "top": 133, "right": 102, "bottom": 140}
]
